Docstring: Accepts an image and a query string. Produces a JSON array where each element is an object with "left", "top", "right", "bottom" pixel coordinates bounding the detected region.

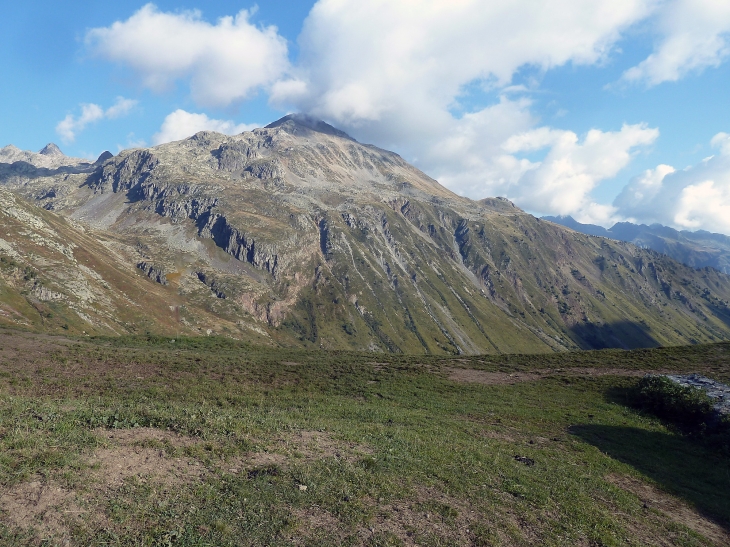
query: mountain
[
  {"left": 2, "top": 116, "right": 730, "bottom": 353},
  {"left": 543, "top": 216, "right": 730, "bottom": 274}
]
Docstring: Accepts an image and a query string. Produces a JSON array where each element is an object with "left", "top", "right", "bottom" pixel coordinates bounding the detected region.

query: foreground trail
[{"left": 0, "top": 329, "right": 729, "bottom": 546}]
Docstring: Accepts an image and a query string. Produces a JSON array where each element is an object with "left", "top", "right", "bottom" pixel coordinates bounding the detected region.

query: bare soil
[
  {"left": 88, "top": 428, "right": 204, "bottom": 490},
  {"left": 290, "top": 486, "right": 481, "bottom": 546},
  {"left": 0, "top": 428, "right": 203, "bottom": 543},
  {"left": 227, "top": 430, "right": 374, "bottom": 476},
  {"left": 0, "top": 328, "right": 76, "bottom": 364},
  {"left": 0, "top": 479, "right": 80, "bottom": 543}
]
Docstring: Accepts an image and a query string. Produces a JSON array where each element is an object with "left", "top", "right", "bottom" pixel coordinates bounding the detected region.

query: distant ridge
[{"left": 543, "top": 215, "right": 730, "bottom": 274}]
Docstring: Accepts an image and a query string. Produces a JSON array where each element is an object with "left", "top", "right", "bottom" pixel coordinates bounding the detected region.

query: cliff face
[{"left": 2, "top": 116, "right": 730, "bottom": 353}]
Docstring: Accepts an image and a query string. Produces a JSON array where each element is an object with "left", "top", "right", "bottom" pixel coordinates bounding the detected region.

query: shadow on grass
[
  {"left": 570, "top": 424, "right": 730, "bottom": 529},
  {"left": 570, "top": 320, "right": 658, "bottom": 350}
]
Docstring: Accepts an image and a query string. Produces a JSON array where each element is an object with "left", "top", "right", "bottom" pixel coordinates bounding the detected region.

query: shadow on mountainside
[
  {"left": 0, "top": 161, "right": 94, "bottom": 181},
  {"left": 570, "top": 320, "right": 659, "bottom": 350},
  {"left": 570, "top": 424, "right": 730, "bottom": 530},
  {"left": 706, "top": 302, "right": 730, "bottom": 329}
]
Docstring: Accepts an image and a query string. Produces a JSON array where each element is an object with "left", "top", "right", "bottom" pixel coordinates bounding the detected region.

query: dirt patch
[
  {"left": 289, "top": 506, "right": 348, "bottom": 545},
  {"left": 226, "top": 430, "right": 373, "bottom": 477},
  {"left": 276, "top": 430, "right": 373, "bottom": 461},
  {"left": 606, "top": 474, "right": 730, "bottom": 546},
  {"left": 0, "top": 329, "right": 76, "bottom": 364},
  {"left": 447, "top": 368, "right": 541, "bottom": 385},
  {"left": 480, "top": 430, "right": 519, "bottom": 442},
  {"left": 289, "top": 486, "right": 485, "bottom": 546},
  {"left": 0, "top": 478, "right": 81, "bottom": 542},
  {"left": 447, "top": 367, "right": 666, "bottom": 385},
  {"left": 0, "top": 428, "right": 206, "bottom": 542},
  {"left": 281, "top": 361, "right": 302, "bottom": 367},
  {"left": 88, "top": 428, "right": 204, "bottom": 489},
  {"left": 95, "top": 427, "right": 195, "bottom": 447}
]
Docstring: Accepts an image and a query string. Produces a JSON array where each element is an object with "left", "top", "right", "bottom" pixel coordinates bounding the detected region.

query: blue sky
[{"left": 2, "top": 1, "right": 730, "bottom": 234}]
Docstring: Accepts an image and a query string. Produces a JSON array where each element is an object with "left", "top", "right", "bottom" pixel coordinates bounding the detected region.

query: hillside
[
  {"left": 543, "top": 215, "right": 730, "bottom": 274},
  {"left": 2, "top": 115, "right": 730, "bottom": 353}
]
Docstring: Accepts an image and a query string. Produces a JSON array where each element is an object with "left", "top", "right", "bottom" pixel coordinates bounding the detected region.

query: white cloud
[
  {"left": 500, "top": 123, "right": 659, "bottom": 223},
  {"left": 105, "top": 97, "right": 137, "bottom": 119},
  {"left": 56, "top": 97, "right": 137, "bottom": 143},
  {"left": 614, "top": 133, "right": 730, "bottom": 233},
  {"left": 621, "top": 0, "right": 730, "bottom": 86},
  {"left": 281, "top": 0, "right": 654, "bottom": 120},
  {"left": 710, "top": 132, "right": 730, "bottom": 156},
  {"left": 152, "top": 109, "right": 258, "bottom": 145},
  {"left": 674, "top": 180, "right": 730, "bottom": 231},
  {"left": 86, "top": 4, "right": 289, "bottom": 107}
]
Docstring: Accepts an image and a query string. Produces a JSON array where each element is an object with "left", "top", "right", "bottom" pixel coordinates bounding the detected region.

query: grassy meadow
[{"left": 0, "top": 328, "right": 729, "bottom": 546}]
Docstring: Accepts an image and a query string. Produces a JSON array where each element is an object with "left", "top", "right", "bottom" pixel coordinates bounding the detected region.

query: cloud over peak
[
  {"left": 76, "top": 1, "right": 730, "bottom": 234},
  {"left": 276, "top": 0, "right": 654, "bottom": 120}
]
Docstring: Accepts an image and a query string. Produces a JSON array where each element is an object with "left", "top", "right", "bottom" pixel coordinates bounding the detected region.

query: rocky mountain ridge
[
  {"left": 2, "top": 116, "right": 730, "bottom": 354},
  {"left": 543, "top": 215, "right": 730, "bottom": 274}
]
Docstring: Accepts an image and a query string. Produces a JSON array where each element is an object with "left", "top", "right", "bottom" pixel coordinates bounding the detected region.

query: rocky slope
[
  {"left": 544, "top": 215, "right": 730, "bottom": 274},
  {"left": 2, "top": 114, "right": 730, "bottom": 354}
]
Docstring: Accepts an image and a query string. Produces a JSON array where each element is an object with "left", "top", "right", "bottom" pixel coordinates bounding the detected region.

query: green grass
[{"left": 0, "top": 331, "right": 729, "bottom": 545}]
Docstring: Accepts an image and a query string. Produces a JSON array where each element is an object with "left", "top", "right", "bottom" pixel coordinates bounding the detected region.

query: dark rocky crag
[{"left": 2, "top": 116, "right": 730, "bottom": 354}]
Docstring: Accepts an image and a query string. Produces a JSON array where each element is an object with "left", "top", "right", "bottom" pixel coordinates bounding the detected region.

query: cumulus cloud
[
  {"left": 614, "top": 133, "right": 730, "bottom": 233},
  {"left": 278, "top": 0, "right": 653, "bottom": 119},
  {"left": 85, "top": 4, "right": 289, "bottom": 107},
  {"left": 621, "top": 0, "right": 730, "bottom": 86},
  {"left": 500, "top": 123, "right": 659, "bottom": 223},
  {"left": 56, "top": 97, "right": 137, "bottom": 143},
  {"left": 152, "top": 109, "right": 258, "bottom": 145}
]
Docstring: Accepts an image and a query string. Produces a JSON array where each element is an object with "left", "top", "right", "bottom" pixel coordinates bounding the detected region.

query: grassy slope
[
  {"left": 281, "top": 200, "right": 730, "bottom": 355},
  {"left": 0, "top": 329, "right": 728, "bottom": 546},
  {"left": 0, "top": 190, "right": 275, "bottom": 341}
]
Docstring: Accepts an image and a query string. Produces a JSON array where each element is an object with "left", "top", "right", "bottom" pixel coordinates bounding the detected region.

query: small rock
[
  {"left": 298, "top": 484, "right": 307, "bottom": 491},
  {"left": 514, "top": 455, "right": 535, "bottom": 466}
]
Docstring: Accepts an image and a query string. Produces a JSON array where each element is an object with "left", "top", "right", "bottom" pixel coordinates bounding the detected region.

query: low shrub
[
  {"left": 634, "top": 375, "right": 716, "bottom": 433},
  {"left": 634, "top": 376, "right": 730, "bottom": 454}
]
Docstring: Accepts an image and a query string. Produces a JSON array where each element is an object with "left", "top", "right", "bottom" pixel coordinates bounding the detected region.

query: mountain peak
[
  {"left": 39, "top": 143, "right": 64, "bottom": 157},
  {"left": 265, "top": 114, "right": 355, "bottom": 141},
  {"left": 95, "top": 151, "right": 114, "bottom": 164}
]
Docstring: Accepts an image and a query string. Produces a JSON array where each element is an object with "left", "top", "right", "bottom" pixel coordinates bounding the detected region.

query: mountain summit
[
  {"left": 265, "top": 113, "right": 355, "bottom": 141},
  {"left": 39, "top": 143, "right": 64, "bottom": 157},
  {"left": 1, "top": 116, "right": 730, "bottom": 352}
]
